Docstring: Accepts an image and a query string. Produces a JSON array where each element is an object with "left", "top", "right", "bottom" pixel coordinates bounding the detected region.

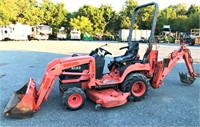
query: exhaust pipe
[{"left": 3, "top": 78, "right": 37, "bottom": 118}]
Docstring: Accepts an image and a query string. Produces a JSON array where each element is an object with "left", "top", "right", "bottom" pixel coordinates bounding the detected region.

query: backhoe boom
[{"left": 152, "top": 44, "right": 198, "bottom": 88}]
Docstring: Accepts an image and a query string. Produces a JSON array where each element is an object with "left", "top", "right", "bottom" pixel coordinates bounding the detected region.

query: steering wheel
[{"left": 99, "top": 47, "right": 112, "bottom": 56}]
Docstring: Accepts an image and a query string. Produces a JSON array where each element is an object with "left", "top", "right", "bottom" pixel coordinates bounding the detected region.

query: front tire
[
  {"left": 121, "top": 73, "right": 150, "bottom": 101},
  {"left": 62, "top": 87, "right": 86, "bottom": 110}
]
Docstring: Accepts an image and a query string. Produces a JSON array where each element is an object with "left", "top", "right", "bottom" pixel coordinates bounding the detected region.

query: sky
[{"left": 49, "top": 0, "right": 200, "bottom": 12}]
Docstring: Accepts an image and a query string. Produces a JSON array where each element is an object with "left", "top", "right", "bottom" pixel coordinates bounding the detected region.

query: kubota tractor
[{"left": 3, "top": 2, "right": 199, "bottom": 118}]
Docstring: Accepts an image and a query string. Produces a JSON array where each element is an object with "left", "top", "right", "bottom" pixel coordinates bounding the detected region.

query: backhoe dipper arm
[{"left": 152, "top": 44, "right": 198, "bottom": 88}]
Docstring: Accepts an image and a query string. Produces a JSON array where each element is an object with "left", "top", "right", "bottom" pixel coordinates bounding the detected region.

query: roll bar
[{"left": 127, "top": 2, "right": 158, "bottom": 44}]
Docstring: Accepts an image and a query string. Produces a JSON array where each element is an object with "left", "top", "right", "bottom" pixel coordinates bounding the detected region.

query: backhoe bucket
[
  {"left": 179, "top": 72, "right": 196, "bottom": 85},
  {"left": 3, "top": 78, "right": 37, "bottom": 118}
]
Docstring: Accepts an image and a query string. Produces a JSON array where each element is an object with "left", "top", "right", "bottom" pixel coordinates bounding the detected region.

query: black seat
[{"left": 114, "top": 42, "right": 139, "bottom": 63}]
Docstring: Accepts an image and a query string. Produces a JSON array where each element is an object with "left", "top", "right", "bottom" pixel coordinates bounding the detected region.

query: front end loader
[{"left": 3, "top": 2, "right": 199, "bottom": 118}]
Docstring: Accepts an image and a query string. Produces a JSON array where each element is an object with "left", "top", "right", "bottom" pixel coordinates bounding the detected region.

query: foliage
[
  {"left": 187, "top": 4, "right": 200, "bottom": 15},
  {"left": 187, "top": 12, "right": 200, "bottom": 29},
  {"left": 0, "top": 0, "right": 67, "bottom": 33},
  {"left": 173, "top": 3, "right": 187, "bottom": 16},
  {"left": 69, "top": 16, "right": 93, "bottom": 34},
  {"left": 0, "top": 0, "right": 200, "bottom": 35},
  {"left": 119, "top": 0, "right": 138, "bottom": 29},
  {"left": 137, "top": 6, "right": 155, "bottom": 29}
]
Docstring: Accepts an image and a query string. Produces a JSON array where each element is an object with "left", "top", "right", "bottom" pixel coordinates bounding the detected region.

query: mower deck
[{"left": 85, "top": 88, "right": 130, "bottom": 108}]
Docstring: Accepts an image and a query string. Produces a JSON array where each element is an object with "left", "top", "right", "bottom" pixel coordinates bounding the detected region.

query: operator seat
[
  {"left": 114, "top": 42, "right": 139, "bottom": 63},
  {"left": 108, "top": 42, "right": 139, "bottom": 70}
]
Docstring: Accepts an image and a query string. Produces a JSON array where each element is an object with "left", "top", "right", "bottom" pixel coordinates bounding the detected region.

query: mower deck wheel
[{"left": 95, "top": 104, "right": 102, "bottom": 111}]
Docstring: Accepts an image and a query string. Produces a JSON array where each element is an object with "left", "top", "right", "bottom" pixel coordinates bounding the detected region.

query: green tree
[
  {"left": 173, "top": 15, "right": 188, "bottom": 31},
  {"left": 119, "top": 0, "right": 138, "bottom": 29},
  {"left": 106, "top": 11, "right": 120, "bottom": 34},
  {"left": 173, "top": 3, "right": 187, "bottom": 16},
  {"left": 187, "top": 12, "right": 200, "bottom": 29},
  {"left": 0, "top": 0, "right": 199, "bottom": 36},
  {"left": 99, "top": 4, "right": 113, "bottom": 34},
  {"left": 187, "top": 4, "right": 200, "bottom": 15},
  {"left": 53, "top": 2, "right": 68, "bottom": 30},
  {"left": 120, "top": 0, "right": 138, "bottom": 18},
  {"left": 137, "top": 6, "right": 155, "bottom": 30},
  {"left": 163, "top": 6, "right": 177, "bottom": 21},
  {"left": 0, "top": 0, "right": 18, "bottom": 25},
  {"left": 76, "top": 5, "right": 101, "bottom": 33},
  {"left": 40, "top": 0, "right": 68, "bottom": 32},
  {"left": 159, "top": 6, "right": 177, "bottom": 32},
  {"left": 75, "top": 4, "right": 116, "bottom": 35},
  {"left": 69, "top": 16, "right": 93, "bottom": 34},
  {"left": 156, "top": 10, "right": 165, "bottom": 34},
  {"left": 15, "top": 0, "right": 44, "bottom": 25},
  {"left": 0, "top": 1, "right": 10, "bottom": 25},
  {"left": 120, "top": 16, "right": 131, "bottom": 29},
  {"left": 40, "top": 0, "right": 58, "bottom": 25}
]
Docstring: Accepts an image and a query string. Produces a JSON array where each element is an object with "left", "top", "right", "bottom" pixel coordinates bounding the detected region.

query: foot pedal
[{"left": 179, "top": 71, "right": 196, "bottom": 85}]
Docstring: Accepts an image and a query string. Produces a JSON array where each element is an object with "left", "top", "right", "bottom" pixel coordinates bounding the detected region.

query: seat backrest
[{"left": 125, "top": 42, "right": 139, "bottom": 57}]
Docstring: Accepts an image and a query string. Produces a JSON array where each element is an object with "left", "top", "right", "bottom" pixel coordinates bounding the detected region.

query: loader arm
[
  {"left": 152, "top": 44, "right": 198, "bottom": 88},
  {"left": 36, "top": 56, "right": 96, "bottom": 109},
  {"left": 3, "top": 56, "right": 96, "bottom": 118}
]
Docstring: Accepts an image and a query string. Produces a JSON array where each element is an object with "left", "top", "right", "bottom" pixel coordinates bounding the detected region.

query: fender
[{"left": 119, "top": 63, "right": 150, "bottom": 82}]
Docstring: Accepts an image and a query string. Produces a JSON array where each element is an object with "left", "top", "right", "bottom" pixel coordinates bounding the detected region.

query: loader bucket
[{"left": 3, "top": 78, "right": 37, "bottom": 118}]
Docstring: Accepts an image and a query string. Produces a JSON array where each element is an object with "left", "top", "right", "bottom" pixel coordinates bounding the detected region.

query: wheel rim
[
  {"left": 68, "top": 93, "right": 83, "bottom": 108},
  {"left": 131, "top": 81, "right": 146, "bottom": 97}
]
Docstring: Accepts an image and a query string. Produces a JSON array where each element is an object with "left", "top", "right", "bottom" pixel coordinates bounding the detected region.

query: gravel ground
[{"left": 0, "top": 41, "right": 199, "bottom": 126}]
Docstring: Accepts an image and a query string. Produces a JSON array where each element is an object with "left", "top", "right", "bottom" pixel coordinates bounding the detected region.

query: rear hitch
[{"left": 179, "top": 71, "right": 197, "bottom": 85}]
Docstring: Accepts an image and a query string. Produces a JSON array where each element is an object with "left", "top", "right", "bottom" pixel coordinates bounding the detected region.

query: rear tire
[
  {"left": 121, "top": 73, "right": 150, "bottom": 101},
  {"left": 62, "top": 87, "right": 86, "bottom": 110}
]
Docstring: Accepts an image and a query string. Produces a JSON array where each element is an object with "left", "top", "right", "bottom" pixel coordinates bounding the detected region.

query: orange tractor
[{"left": 3, "top": 2, "right": 199, "bottom": 118}]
